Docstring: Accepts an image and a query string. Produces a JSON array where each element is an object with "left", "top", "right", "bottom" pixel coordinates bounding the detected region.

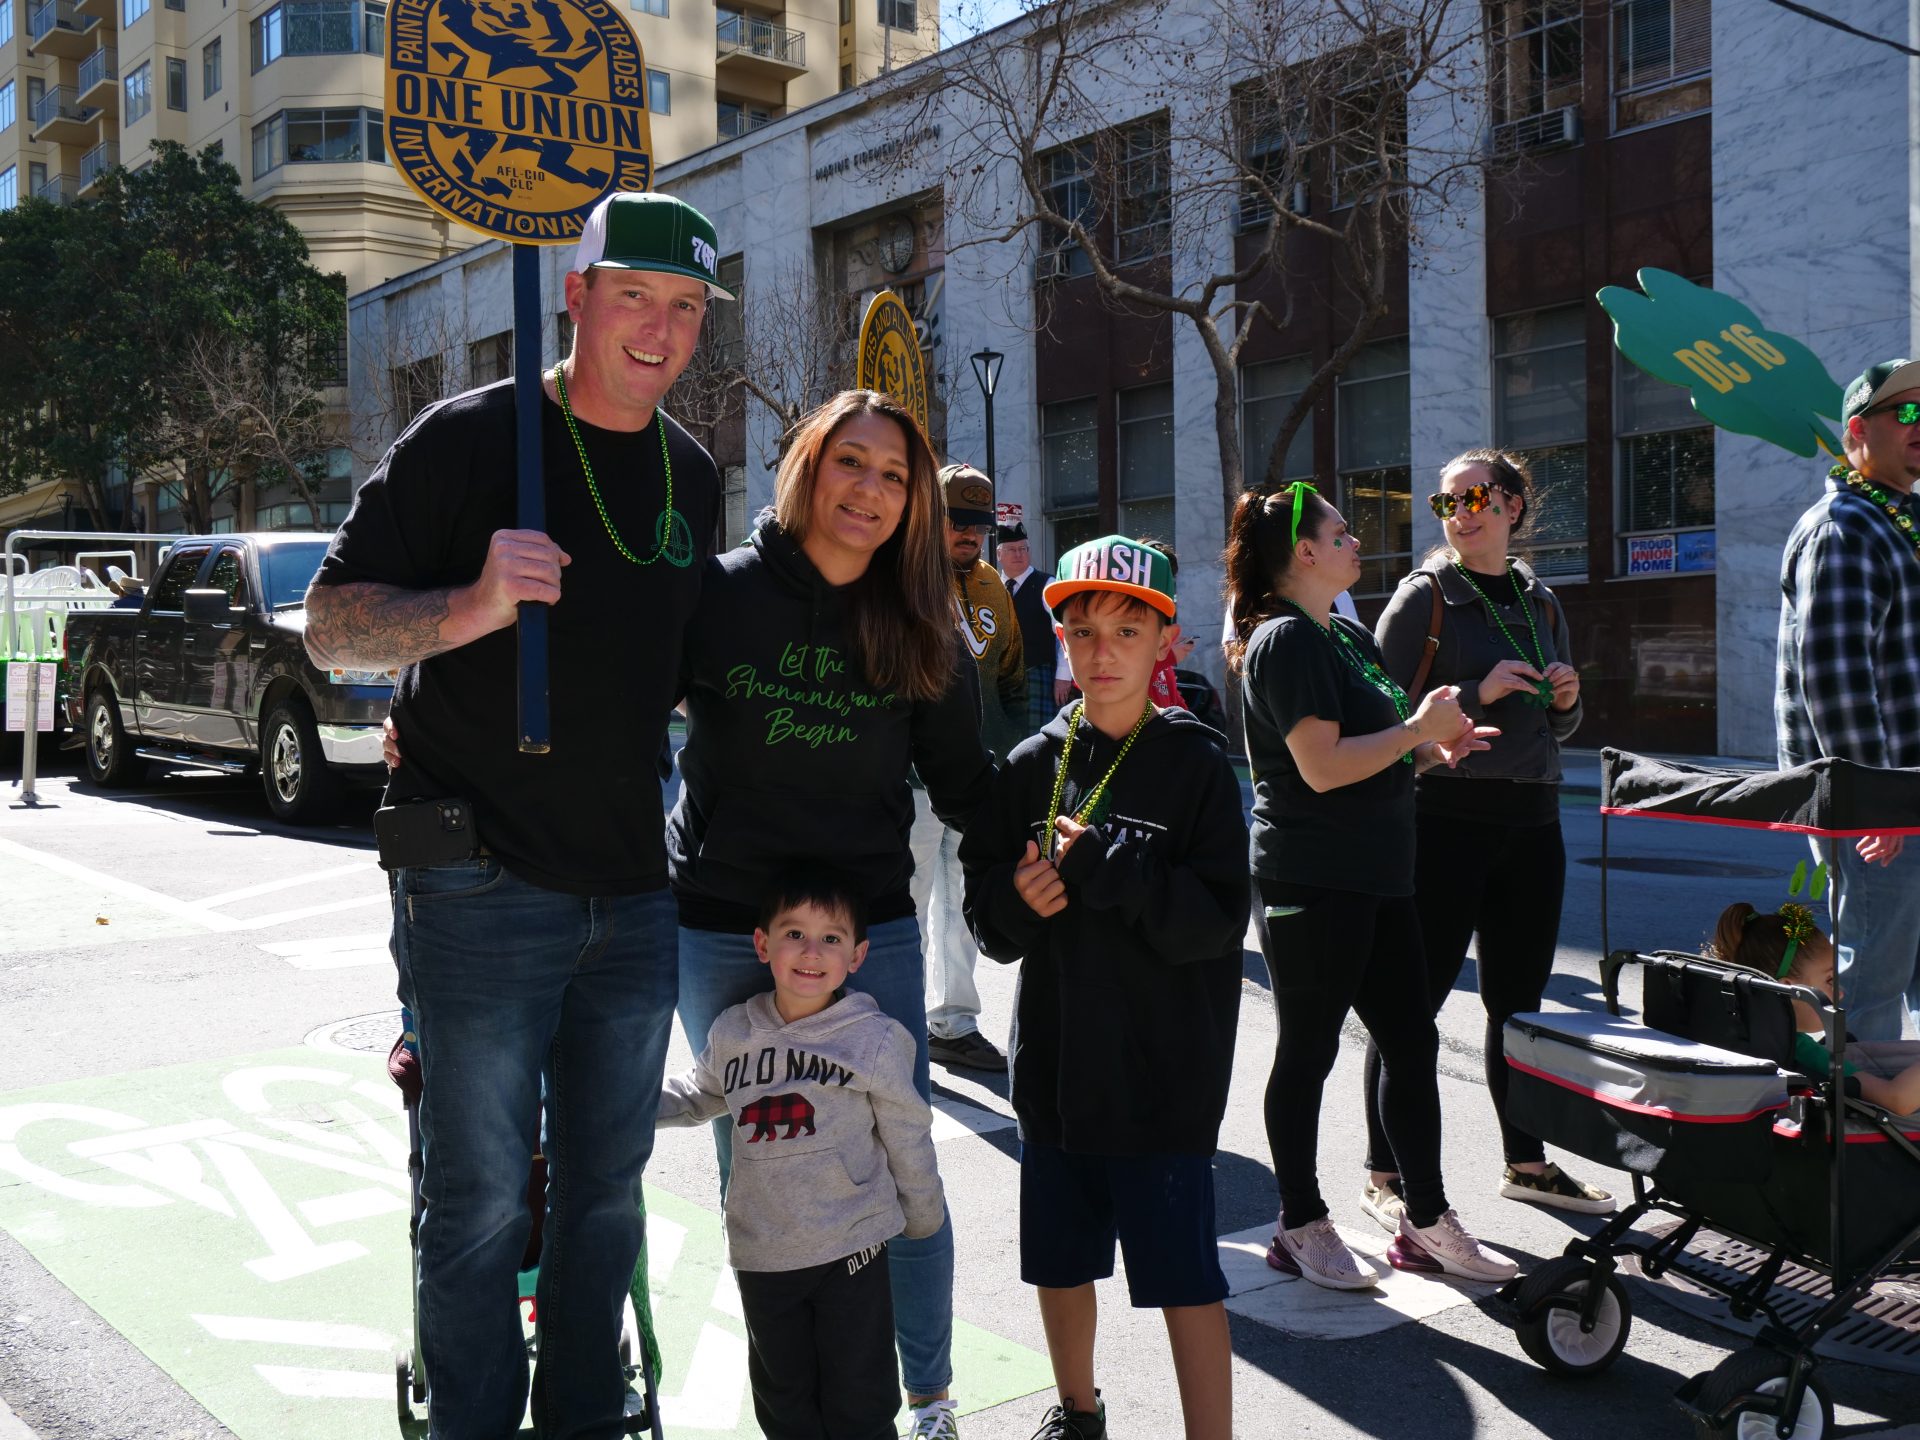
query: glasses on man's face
[
  {"left": 1426, "top": 482, "right": 1494, "bottom": 521},
  {"left": 1866, "top": 400, "right": 1920, "bottom": 426}
]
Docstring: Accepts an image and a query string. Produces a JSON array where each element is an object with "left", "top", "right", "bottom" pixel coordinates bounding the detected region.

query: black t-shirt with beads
[
  {"left": 1241, "top": 611, "right": 1415, "bottom": 895},
  {"left": 316, "top": 379, "right": 718, "bottom": 894}
]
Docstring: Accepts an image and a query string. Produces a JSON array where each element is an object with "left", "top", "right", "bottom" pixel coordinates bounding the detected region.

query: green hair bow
[{"left": 1281, "top": 480, "right": 1319, "bottom": 548}]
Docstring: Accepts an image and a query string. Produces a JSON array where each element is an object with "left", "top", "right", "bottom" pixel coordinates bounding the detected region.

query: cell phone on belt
[{"left": 373, "top": 798, "right": 480, "bottom": 871}]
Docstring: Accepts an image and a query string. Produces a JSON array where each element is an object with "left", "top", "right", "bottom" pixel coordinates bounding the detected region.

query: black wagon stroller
[
  {"left": 389, "top": 1014, "right": 666, "bottom": 1437},
  {"left": 1497, "top": 749, "right": 1920, "bottom": 1438}
]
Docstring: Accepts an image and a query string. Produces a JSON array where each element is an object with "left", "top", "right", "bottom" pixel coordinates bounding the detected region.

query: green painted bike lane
[{"left": 0, "top": 1046, "right": 1050, "bottom": 1438}]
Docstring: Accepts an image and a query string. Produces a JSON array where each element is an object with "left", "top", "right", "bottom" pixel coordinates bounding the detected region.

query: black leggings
[
  {"left": 1254, "top": 878, "right": 1447, "bottom": 1229},
  {"left": 1364, "top": 811, "right": 1567, "bottom": 1171}
]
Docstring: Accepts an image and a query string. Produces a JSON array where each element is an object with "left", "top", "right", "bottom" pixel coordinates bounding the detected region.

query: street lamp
[{"left": 970, "top": 348, "right": 1004, "bottom": 485}]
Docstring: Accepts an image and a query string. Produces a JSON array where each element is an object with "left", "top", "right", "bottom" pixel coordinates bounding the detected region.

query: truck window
[
  {"left": 147, "top": 548, "right": 211, "bottom": 613},
  {"left": 259, "top": 541, "right": 334, "bottom": 610},
  {"left": 207, "top": 548, "right": 250, "bottom": 610}
]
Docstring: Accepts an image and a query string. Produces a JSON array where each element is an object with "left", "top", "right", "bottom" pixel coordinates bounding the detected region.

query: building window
[
  {"left": 722, "top": 464, "right": 748, "bottom": 549},
  {"left": 0, "top": 167, "right": 15, "bottom": 212},
  {"left": 716, "top": 99, "right": 774, "bottom": 139},
  {"left": 123, "top": 0, "right": 149, "bottom": 25},
  {"left": 712, "top": 254, "right": 744, "bottom": 366},
  {"left": 469, "top": 331, "right": 511, "bottom": 386},
  {"left": 0, "top": 3, "right": 11, "bottom": 45},
  {"left": 1613, "top": 0, "right": 1710, "bottom": 130},
  {"left": 1494, "top": 306, "right": 1588, "bottom": 577},
  {"left": 28, "top": 161, "right": 46, "bottom": 194},
  {"left": 1117, "top": 383, "right": 1175, "bottom": 542},
  {"left": 1115, "top": 116, "right": 1170, "bottom": 265},
  {"left": 0, "top": 82, "right": 13, "bottom": 134},
  {"left": 1330, "top": 63, "right": 1405, "bottom": 208},
  {"left": 204, "top": 39, "right": 222, "bottom": 97},
  {"left": 202, "top": 141, "right": 221, "bottom": 164},
  {"left": 647, "top": 68, "right": 669, "bottom": 115},
  {"left": 555, "top": 310, "right": 574, "bottom": 358},
  {"left": 1241, "top": 356, "right": 1315, "bottom": 487},
  {"left": 392, "top": 356, "right": 443, "bottom": 428},
  {"left": 877, "top": 0, "right": 914, "bottom": 30},
  {"left": 27, "top": 78, "right": 43, "bottom": 118},
  {"left": 634, "top": 0, "right": 667, "bottom": 13},
  {"left": 1335, "top": 338, "right": 1411, "bottom": 597},
  {"left": 1043, "top": 397, "right": 1103, "bottom": 555},
  {"left": 124, "top": 63, "right": 153, "bottom": 124},
  {"left": 1617, "top": 350, "right": 1714, "bottom": 574},
  {"left": 253, "top": 0, "right": 384, "bottom": 71},
  {"left": 166, "top": 56, "right": 187, "bottom": 110},
  {"left": 1036, "top": 142, "right": 1095, "bottom": 281},
  {"left": 252, "top": 107, "right": 385, "bottom": 177},
  {"left": 1236, "top": 92, "right": 1307, "bottom": 229},
  {"left": 1490, "top": 0, "right": 1582, "bottom": 125}
]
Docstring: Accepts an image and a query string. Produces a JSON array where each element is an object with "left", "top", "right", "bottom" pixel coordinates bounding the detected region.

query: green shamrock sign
[{"left": 1596, "top": 269, "right": 1846, "bottom": 458}]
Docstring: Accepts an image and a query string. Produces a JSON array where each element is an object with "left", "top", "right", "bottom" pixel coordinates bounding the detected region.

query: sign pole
[{"left": 513, "top": 242, "right": 550, "bottom": 754}]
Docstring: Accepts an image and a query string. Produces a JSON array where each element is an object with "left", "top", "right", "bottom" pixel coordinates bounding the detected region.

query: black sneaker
[
  {"left": 1031, "top": 1394, "right": 1106, "bottom": 1439},
  {"left": 929, "top": 1030, "right": 1007, "bottom": 1072}
]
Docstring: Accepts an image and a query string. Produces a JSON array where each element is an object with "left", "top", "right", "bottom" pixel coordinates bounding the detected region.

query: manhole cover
[
  {"left": 1630, "top": 1223, "right": 1920, "bottom": 1375},
  {"left": 1576, "top": 856, "right": 1782, "bottom": 879},
  {"left": 305, "top": 1009, "right": 403, "bottom": 1056}
]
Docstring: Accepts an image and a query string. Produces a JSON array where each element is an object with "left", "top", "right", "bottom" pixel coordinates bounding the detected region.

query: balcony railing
[
  {"left": 30, "top": 85, "right": 93, "bottom": 129},
  {"left": 79, "top": 139, "right": 118, "bottom": 189},
  {"left": 36, "top": 173, "right": 80, "bottom": 205},
  {"left": 28, "top": 0, "right": 82, "bottom": 42},
  {"left": 716, "top": 108, "right": 777, "bottom": 141},
  {"left": 78, "top": 46, "right": 117, "bottom": 94},
  {"left": 716, "top": 12, "right": 805, "bottom": 67}
]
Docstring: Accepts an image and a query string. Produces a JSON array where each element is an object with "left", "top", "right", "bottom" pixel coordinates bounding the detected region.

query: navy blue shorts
[{"left": 1019, "top": 1141, "right": 1229, "bottom": 1309}]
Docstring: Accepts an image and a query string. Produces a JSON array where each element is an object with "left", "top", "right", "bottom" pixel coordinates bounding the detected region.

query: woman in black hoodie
[{"left": 669, "top": 389, "right": 992, "bottom": 1437}]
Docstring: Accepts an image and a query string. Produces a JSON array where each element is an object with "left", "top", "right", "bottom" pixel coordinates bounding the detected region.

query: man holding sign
[
  {"left": 1777, "top": 359, "right": 1920, "bottom": 1041},
  {"left": 305, "top": 191, "right": 730, "bottom": 1437}
]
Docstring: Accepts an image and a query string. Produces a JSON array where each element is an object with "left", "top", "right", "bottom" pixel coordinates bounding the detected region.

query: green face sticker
[
  {"left": 1490, "top": 505, "right": 1503, "bottom": 515},
  {"left": 1332, "top": 537, "right": 1346, "bottom": 549}
]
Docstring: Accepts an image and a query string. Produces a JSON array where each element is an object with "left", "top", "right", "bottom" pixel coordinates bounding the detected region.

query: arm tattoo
[{"left": 304, "top": 581, "right": 456, "bottom": 670}]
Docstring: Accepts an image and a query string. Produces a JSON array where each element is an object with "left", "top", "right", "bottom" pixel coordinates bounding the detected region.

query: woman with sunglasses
[
  {"left": 1227, "top": 482, "right": 1515, "bottom": 1292},
  {"left": 1360, "top": 448, "right": 1613, "bottom": 1229}
]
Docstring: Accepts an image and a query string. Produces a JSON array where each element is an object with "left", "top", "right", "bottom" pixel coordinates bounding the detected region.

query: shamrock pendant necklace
[
  {"left": 553, "top": 363, "right": 679, "bottom": 567},
  {"left": 1449, "top": 560, "right": 1554, "bottom": 707},
  {"left": 1043, "top": 701, "right": 1154, "bottom": 857},
  {"left": 1830, "top": 463, "right": 1920, "bottom": 562},
  {"left": 1281, "top": 600, "right": 1414, "bottom": 762}
]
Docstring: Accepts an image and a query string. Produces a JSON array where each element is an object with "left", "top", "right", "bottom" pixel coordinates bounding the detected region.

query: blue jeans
[
  {"left": 1822, "top": 836, "right": 1920, "bottom": 1042},
  {"left": 677, "top": 915, "right": 956, "bottom": 1398},
  {"left": 395, "top": 859, "right": 679, "bottom": 1440}
]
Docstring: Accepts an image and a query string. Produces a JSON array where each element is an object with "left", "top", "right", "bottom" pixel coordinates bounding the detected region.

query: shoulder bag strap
[{"left": 1407, "top": 575, "right": 1445, "bottom": 698}]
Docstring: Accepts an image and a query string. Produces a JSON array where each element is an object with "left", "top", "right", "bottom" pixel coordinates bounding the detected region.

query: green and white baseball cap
[
  {"left": 1842, "top": 358, "right": 1920, "bottom": 425},
  {"left": 573, "top": 192, "right": 735, "bottom": 300},
  {"left": 1044, "top": 534, "right": 1177, "bottom": 619}
]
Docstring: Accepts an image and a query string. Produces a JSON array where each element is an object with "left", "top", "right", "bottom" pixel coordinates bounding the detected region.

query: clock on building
[{"left": 879, "top": 217, "right": 916, "bottom": 274}]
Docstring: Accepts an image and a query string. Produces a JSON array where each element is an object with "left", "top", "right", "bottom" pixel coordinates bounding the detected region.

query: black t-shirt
[
  {"left": 315, "top": 379, "right": 717, "bottom": 895},
  {"left": 1241, "top": 611, "right": 1415, "bottom": 895}
]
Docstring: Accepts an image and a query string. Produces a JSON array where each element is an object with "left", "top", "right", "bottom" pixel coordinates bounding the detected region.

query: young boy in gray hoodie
[{"left": 658, "top": 867, "right": 946, "bottom": 1440}]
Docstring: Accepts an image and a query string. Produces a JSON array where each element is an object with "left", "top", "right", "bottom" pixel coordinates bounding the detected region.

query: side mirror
[{"left": 183, "top": 588, "right": 237, "bottom": 623}]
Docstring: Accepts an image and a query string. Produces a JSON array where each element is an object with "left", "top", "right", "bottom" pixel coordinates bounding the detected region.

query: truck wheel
[
  {"left": 84, "top": 688, "right": 141, "bottom": 788},
  {"left": 262, "top": 695, "right": 341, "bottom": 824}
]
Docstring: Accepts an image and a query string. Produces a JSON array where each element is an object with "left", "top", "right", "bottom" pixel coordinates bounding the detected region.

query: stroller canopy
[{"left": 1599, "top": 749, "right": 1920, "bottom": 837}]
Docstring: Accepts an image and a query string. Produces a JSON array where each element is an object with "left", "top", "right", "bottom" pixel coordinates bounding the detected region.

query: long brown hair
[
  {"left": 1707, "top": 901, "right": 1826, "bottom": 982},
  {"left": 1223, "top": 484, "right": 1335, "bottom": 675},
  {"left": 772, "top": 390, "right": 955, "bottom": 703}
]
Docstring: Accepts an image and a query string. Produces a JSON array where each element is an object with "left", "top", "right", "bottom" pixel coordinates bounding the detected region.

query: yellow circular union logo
[
  {"left": 856, "top": 290, "right": 929, "bottom": 437},
  {"left": 385, "top": 0, "right": 654, "bottom": 245}
]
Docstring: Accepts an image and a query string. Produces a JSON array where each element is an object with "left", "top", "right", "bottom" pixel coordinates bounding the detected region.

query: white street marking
[
  {"left": 0, "top": 1103, "right": 172, "bottom": 1208},
  {"left": 95, "top": 1143, "right": 234, "bottom": 1218},
  {"left": 200, "top": 1139, "right": 368, "bottom": 1282},
  {"left": 299, "top": 1188, "right": 408, "bottom": 1227},
  {"left": 198, "top": 865, "right": 377, "bottom": 909},
  {"left": 711, "top": 1268, "right": 742, "bottom": 1320},
  {"left": 1219, "top": 1222, "right": 1479, "bottom": 1339},
  {"left": 657, "top": 1322, "right": 748, "bottom": 1431},
  {"left": 930, "top": 1095, "right": 1016, "bottom": 1144},
  {"left": 254, "top": 1365, "right": 392, "bottom": 1399},
  {"left": 645, "top": 1212, "right": 686, "bottom": 1286},
  {"left": 258, "top": 934, "right": 391, "bottom": 970},
  {"left": 229, "top": 894, "right": 387, "bottom": 931},
  {"left": 0, "top": 836, "right": 242, "bottom": 932},
  {"left": 69, "top": 1118, "right": 233, "bottom": 1156},
  {"left": 195, "top": 1314, "right": 393, "bottom": 1351}
]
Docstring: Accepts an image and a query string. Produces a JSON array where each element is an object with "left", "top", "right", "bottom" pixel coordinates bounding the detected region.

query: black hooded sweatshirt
[
  {"left": 669, "top": 522, "right": 994, "bottom": 932},
  {"left": 959, "top": 706, "right": 1250, "bottom": 1156}
]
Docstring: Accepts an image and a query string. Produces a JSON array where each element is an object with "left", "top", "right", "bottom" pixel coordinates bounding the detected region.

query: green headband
[{"left": 1282, "top": 480, "right": 1319, "bottom": 548}]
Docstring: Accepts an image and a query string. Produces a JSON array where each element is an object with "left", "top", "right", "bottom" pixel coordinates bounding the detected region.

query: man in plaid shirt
[{"left": 1777, "top": 358, "right": 1920, "bottom": 1040}]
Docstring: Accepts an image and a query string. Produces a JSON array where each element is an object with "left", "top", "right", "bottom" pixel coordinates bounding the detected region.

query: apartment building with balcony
[{"left": 0, "top": 0, "right": 939, "bottom": 535}]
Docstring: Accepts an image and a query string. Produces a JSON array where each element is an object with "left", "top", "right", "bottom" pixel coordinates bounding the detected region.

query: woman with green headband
[
  {"left": 1710, "top": 900, "right": 1920, "bottom": 1115},
  {"left": 1364, "top": 448, "right": 1608, "bottom": 1228},
  {"left": 1225, "top": 482, "right": 1513, "bottom": 1292}
]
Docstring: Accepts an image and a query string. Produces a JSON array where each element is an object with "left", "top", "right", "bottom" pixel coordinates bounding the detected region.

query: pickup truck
[{"left": 62, "top": 532, "right": 392, "bottom": 823}]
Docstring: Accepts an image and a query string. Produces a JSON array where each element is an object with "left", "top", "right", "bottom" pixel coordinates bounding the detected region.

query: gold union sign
[{"left": 385, "top": 0, "right": 655, "bottom": 244}]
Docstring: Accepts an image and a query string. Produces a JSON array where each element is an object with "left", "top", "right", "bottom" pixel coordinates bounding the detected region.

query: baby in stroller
[{"left": 1708, "top": 900, "right": 1920, "bottom": 1116}]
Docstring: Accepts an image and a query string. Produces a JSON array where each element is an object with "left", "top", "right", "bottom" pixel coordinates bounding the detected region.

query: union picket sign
[{"left": 385, "top": 0, "right": 655, "bottom": 245}]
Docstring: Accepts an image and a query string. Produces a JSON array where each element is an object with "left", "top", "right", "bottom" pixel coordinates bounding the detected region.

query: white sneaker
[
  {"left": 1266, "top": 1216, "right": 1380, "bottom": 1290},
  {"left": 1359, "top": 1178, "right": 1408, "bottom": 1235},
  {"left": 1391, "top": 1209, "right": 1519, "bottom": 1283},
  {"left": 908, "top": 1397, "right": 960, "bottom": 1439}
]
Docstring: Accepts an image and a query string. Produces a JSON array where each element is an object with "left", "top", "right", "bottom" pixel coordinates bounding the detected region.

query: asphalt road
[{"left": 1, "top": 738, "right": 1915, "bottom": 1440}]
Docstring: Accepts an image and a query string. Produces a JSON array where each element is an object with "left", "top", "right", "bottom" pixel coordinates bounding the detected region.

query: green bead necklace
[
  {"left": 1449, "top": 560, "right": 1553, "bottom": 708},
  {"left": 553, "top": 363, "right": 678, "bottom": 567},
  {"left": 1282, "top": 599, "right": 1414, "bottom": 763},
  {"left": 1830, "top": 463, "right": 1920, "bottom": 562},
  {"left": 1042, "top": 701, "right": 1155, "bottom": 857}
]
